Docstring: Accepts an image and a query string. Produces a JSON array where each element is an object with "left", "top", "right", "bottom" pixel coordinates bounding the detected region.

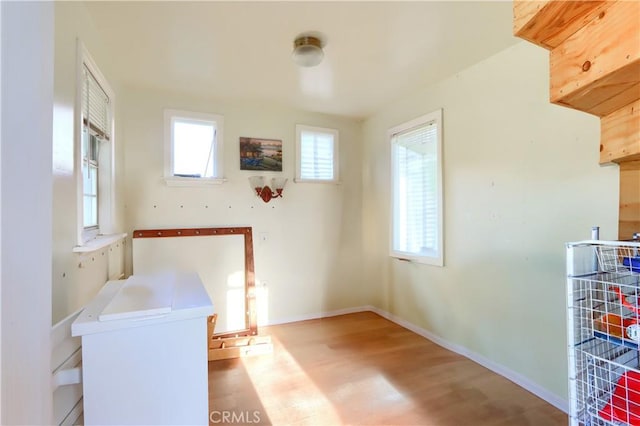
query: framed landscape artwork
[{"left": 239, "top": 137, "right": 283, "bottom": 172}]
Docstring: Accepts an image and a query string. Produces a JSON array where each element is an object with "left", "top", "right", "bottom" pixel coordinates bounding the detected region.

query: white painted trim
[
  {"left": 388, "top": 109, "right": 444, "bottom": 266},
  {"left": 1, "top": 3, "right": 54, "bottom": 422},
  {"left": 52, "top": 362, "right": 82, "bottom": 390},
  {"left": 295, "top": 124, "right": 340, "bottom": 183},
  {"left": 51, "top": 309, "right": 83, "bottom": 368},
  {"left": 74, "top": 41, "right": 84, "bottom": 247},
  {"left": 52, "top": 309, "right": 83, "bottom": 425},
  {"left": 163, "top": 108, "right": 225, "bottom": 182},
  {"left": 75, "top": 39, "right": 117, "bottom": 245},
  {"left": 267, "top": 305, "right": 568, "bottom": 414},
  {"left": 164, "top": 176, "right": 226, "bottom": 187},
  {"left": 60, "top": 399, "right": 83, "bottom": 426},
  {"left": 0, "top": 1, "right": 3, "bottom": 419},
  {"left": 72, "top": 232, "right": 127, "bottom": 253}
]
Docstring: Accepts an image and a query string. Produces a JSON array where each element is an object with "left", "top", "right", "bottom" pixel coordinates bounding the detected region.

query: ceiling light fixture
[{"left": 292, "top": 35, "right": 324, "bottom": 67}]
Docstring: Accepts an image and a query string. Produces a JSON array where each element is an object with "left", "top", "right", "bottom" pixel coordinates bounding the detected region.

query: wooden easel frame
[{"left": 132, "top": 226, "right": 258, "bottom": 338}]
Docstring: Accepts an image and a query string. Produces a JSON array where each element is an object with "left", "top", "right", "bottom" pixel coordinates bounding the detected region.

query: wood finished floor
[{"left": 208, "top": 312, "right": 567, "bottom": 426}]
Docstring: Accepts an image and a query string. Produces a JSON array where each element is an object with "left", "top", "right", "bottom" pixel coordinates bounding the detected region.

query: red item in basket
[{"left": 600, "top": 370, "right": 640, "bottom": 425}]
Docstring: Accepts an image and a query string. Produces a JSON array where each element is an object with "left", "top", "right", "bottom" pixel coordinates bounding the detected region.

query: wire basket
[
  {"left": 571, "top": 271, "right": 640, "bottom": 425},
  {"left": 584, "top": 352, "right": 640, "bottom": 426},
  {"left": 597, "top": 246, "right": 640, "bottom": 275}
]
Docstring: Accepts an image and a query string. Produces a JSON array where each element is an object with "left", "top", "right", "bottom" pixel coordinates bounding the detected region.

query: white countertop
[{"left": 72, "top": 272, "right": 214, "bottom": 336}]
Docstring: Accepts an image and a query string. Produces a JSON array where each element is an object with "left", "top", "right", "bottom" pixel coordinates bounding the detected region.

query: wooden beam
[
  {"left": 514, "top": 1, "right": 640, "bottom": 241},
  {"left": 601, "top": 99, "right": 640, "bottom": 164},
  {"left": 554, "top": 62, "right": 640, "bottom": 117},
  {"left": 513, "top": 1, "right": 610, "bottom": 50},
  {"left": 590, "top": 82, "right": 640, "bottom": 117},
  {"left": 550, "top": 0, "right": 640, "bottom": 117},
  {"left": 619, "top": 160, "right": 640, "bottom": 240}
]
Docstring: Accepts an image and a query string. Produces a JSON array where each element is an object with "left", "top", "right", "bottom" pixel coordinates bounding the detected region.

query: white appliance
[{"left": 72, "top": 272, "right": 214, "bottom": 425}]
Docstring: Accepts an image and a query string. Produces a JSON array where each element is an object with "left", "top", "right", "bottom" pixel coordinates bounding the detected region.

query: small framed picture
[{"left": 239, "top": 137, "right": 283, "bottom": 171}]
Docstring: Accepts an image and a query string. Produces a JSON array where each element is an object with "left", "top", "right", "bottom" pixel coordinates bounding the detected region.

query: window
[
  {"left": 82, "top": 133, "right": 99, "bottom": 228},
  {"left": 390, "top": 109, "right": 443, "bottom": 266},
  {"left": 76, "top": 42, "right": 116, "bottom": 245},
  {"left": 295, "top": 125, "right": 339, "bottom": 183},
  {"left": 164, "top": 109, "right": 224, "bottom": 185}
]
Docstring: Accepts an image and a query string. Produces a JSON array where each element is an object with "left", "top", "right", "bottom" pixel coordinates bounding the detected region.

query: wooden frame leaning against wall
[{"left": 132, "top": 226, "right": 272, "bottom": 360}]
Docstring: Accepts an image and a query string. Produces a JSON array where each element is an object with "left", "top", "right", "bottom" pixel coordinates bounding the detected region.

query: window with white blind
[
  {"left": 164, "top": 109, "right": 224, "bottom": 185},
  {"left": 390, "top": 109, "right": 443, "bottom": 266},
  {"left": 76, "top": 41, "right": 116, "bottom": 245},
  {"left": 295, "top": 125, "right": 339, "bottom": 183},
  {"left": 81, "top": 64, "right": 109, "bottom": 230}
]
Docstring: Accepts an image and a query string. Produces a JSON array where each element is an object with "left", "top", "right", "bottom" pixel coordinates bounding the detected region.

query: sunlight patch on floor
[
  {"left": 238, "top": 337, "right": 443, "bottom": 424},
  {"left": 241, "top": 337, "right": 342, "bottom": 425},
  {"left": 329, "top": 373, "right": 437, "bottom": 424}
]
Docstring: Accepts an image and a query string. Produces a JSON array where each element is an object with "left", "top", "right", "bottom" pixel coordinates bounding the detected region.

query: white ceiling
[{"left": 85, "top": 1, "right": 519, "bottom": 119}]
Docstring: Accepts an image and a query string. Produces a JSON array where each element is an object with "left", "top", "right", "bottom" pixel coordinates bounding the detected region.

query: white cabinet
[
  {"left": 567, "top": 240, "right": 640, "bottom": 426},
  {"left": 72, "top": 272, "right": 214, "bottom": 425}
]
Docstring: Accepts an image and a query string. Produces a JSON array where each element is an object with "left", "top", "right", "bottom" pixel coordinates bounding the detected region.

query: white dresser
[{"left": 72, "top": 272, "right": 214, "bottom": 425}]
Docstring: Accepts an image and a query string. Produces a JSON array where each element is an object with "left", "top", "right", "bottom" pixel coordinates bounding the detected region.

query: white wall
[
  {"left": 1, "top": 1, "right": 54, "bottom": 423},
  {"left": 121, "top": 86, "right": 364, "bottom": 325},
  {"left": 52, "top": 2, "right": 125, "bottom": 324},
  {"left": 0, "top": 1, "right": 3, "bottom": 419},
  {"left": 361, "top": 41, "right": 619, "bottom": 402},
  {"left": 48, "top": 2, "right": 621, "bottom": 410}
]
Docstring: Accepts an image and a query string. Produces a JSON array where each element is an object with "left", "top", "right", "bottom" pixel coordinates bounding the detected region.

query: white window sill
[
  {"left": 73, "top": 233, "right": 127, "bottom": 253},
  {"left": 164, "top": 176, "right": 226, "bottom": 187},
  {"left": 390, "top": 252, "right": 443, "bottom": 267}
]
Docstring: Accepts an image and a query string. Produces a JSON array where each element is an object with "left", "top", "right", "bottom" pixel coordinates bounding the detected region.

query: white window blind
[
  {"left": 390, "top": 110, "right": 443, "bottom": 265},
  {"left": 82, "top": 65, "right": 110, "bottom": 141},
  {"left": 76, "top": 40, "right": 118, "bottom": 246},
  {"left": 296, "top": 125, "right": 339, "bottom": 182},
  {"left": 81, "top": 64, "right": 110, "bottom": 230}
]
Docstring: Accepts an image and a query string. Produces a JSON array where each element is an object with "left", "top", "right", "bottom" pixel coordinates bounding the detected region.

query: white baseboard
[
  {"left": 267, "top": 305, "right": 569, "bottom": 414},
  {"left": 366, "top": 306, "right": 568, "bottom": 414}
]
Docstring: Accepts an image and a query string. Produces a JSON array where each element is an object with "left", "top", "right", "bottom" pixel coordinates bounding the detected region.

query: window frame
[
  {"left": 389, "top": 109, "right": 444, "bottom": 266},
  {"left": 295, "top": 124, "right": 339, "bottom": 183},
  {"left": 75, "top": 41, "right": 116, "bottom": 246},
  {"left": 164, "top": 109, "right": 224, "bottom": 186}
]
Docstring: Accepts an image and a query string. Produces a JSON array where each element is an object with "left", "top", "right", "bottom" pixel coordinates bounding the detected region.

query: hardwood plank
[
  {"left": 513, "top": 1, "right": 610, "bottom": 49},
  {"left": 208, "top": 312, "right": 567, "bottom": 425},
  {"left": 550, "top": 0, "right": 640, "bottom": 116},
  {"left": 601, "top": 99, "right": 640, "bottom": 164}
]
